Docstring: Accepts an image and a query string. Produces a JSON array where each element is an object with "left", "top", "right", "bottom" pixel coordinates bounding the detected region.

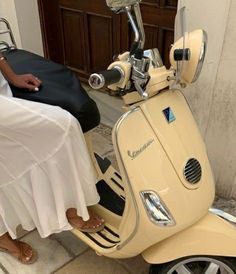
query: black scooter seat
[{"left": 3, "top": 49, "right": 100, "bottom": 132}]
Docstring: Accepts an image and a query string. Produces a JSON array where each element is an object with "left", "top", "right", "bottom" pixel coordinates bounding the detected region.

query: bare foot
[
  {"left": 0, "top": 233, "right": 37, "bottom": 264},
  {"left": 66, "top": 208, "right": 105, "bottom": 233}
]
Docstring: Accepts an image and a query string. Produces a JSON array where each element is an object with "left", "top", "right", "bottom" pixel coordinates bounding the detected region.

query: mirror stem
[
  {"left": 126, "top": 6, "right": 140, "bottom": 43},
  {"left": 125, "top": 4, "right": 145, "bottom": 51},
  {"left": 133, "top": 3, "right": 145, "bottom": 49}
]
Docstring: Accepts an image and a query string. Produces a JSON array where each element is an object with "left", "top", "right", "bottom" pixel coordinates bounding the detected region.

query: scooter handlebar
[{"left": 89, "top": 68, "right": 123, "bottom": 90}]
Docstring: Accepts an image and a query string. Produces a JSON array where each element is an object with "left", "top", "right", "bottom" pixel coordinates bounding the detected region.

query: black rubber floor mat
[
  {"left": 96, "top": 180, "right": 125, "bottom": 216},
  {"left": 95, "top": 153, "right": 111, "bottom": 174}
]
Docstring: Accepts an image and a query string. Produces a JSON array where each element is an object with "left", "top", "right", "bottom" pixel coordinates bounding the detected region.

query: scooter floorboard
[
  {"left": 95, "top": 154, "right": 125, "bottom": 216},
  {"left": 71, "top": 155, "right": 126, "bottom": 251},
  {"left": 72, "top": 222, "right": 120, "bottom": 250}
]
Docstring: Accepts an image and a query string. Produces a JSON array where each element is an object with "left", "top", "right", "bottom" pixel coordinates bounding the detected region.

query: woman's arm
[{"left": 0, "top": 52, "right": 42, "bottom": 91}]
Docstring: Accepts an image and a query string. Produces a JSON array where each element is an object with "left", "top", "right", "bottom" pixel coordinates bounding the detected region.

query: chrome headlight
[{"left": 140, "top": 191, "right": 175, "bottom": 226}]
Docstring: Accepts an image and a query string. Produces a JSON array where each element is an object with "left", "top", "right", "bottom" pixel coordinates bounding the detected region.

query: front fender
[{"left": 142, "top": 211, "right": 236, "bottom": 264}]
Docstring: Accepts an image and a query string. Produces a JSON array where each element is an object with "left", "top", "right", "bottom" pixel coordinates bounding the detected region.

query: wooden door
[
  {"left": 38, "top": 0, "right": 177, "bottom": 81},
  {"left": 142, "top": 0, "right": 178, "bottom": 67}
]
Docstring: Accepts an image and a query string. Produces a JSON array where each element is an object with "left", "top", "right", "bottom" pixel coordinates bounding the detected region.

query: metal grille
[{"left": 184, "top": 158, "right": 202, "bottom": 184}]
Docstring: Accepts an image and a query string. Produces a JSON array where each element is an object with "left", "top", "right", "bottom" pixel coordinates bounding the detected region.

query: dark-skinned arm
[{"left": 0, "top": 52, "right": 42, "bottom": 91}]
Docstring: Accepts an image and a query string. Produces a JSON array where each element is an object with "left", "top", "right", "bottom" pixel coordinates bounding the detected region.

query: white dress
[{"left": 0, "top": 72, "right": 100, "bottom": 239}]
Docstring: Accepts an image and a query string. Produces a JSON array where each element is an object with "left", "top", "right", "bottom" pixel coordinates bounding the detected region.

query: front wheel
[{"left": 149, "top": 256, "right": 236, "bottom": 274}]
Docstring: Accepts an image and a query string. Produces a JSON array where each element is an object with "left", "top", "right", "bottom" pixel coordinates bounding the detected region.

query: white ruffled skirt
[{"left": 0, "top": 95, "right": 99, "bottom": 239}]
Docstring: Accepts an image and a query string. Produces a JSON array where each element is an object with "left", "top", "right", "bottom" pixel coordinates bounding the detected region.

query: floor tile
[
  {"left": 213, "top": 196, "right": 236, "bottom": 216},
  {"left": 87, "top": 89, "right": 123, "bottom": 127},
  {"left": 94, "top": 124, "right": 112, "bottom": 142},
  {"left": 116, "top": 256, "right": 149, "bottom": 274},
  {"left": 0, "top": 231, "right": 72, "bottom": 274},
  {"left": 50, "top": 231, "right": 88, "bottom": 256},
  {"left": 92, "top": 131, "right": 113, "bottom": 157},
  {"left": 92, "top": 130, "right": 119, "bottom": 171},
  {"left": 16, "top": 225, "right": 32, "bottom": 239},
  {"left": 54, "top": 250, "right": 129, "bottom": 274}
]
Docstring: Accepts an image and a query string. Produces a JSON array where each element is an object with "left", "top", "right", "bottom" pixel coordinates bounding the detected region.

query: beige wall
[
  {"left": 179, "top": 0, "right": 236, "bottom": 199},
  {"left": 14, "top": 0, "right": 43, "bottom": 56},
  {"left": 205, "top": 0, "right": 236, "bottom": 199},
  {"left": 0, "top": 0, "right": 43, "bottom": 56},
  {"left": 0, "top": 0, "right": 22, "bottom": 47}
]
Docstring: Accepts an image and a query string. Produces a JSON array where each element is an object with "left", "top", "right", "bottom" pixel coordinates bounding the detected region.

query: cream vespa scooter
[{"left": 73, "top": 1, "right": 236, "bottom": 273}]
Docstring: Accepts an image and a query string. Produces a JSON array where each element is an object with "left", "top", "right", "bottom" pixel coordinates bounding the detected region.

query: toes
[
  {"left": 68, "top": 211, "right": 105, "bottom": 231},
  {"left": 89, "top": 213, "right": 105, "bottom": 224},
  {"left": 82, "top": 219, "right": 103, "bottom": 229},
  {"left": 25, "top": 249, "right": 33, "bottom": 257},
  {"left": 23, "top": 255, "right": 32, "bottom": 262},
  {"left": 21, "top": 242, "right": 33, "bottom": 259}
]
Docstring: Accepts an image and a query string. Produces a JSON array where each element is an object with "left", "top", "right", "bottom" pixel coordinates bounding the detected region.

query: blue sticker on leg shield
[{"left": 163, "top": 107, "right": 176, "bottom": 123}]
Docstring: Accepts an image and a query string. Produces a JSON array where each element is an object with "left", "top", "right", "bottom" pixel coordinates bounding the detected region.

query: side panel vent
[{"left": 184, "top": 158, "right": 202, "bottom": 184}]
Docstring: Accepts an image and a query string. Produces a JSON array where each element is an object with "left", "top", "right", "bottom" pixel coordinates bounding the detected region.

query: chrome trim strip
[
  {"left": 113, "top": 107, "right": 141, "bottom": 250},
  {"left": 209, "top": 208, "right": 236, "bottom": 225},
  {"left": 192, "top": 30, "right": 208, "bottom": 83}
]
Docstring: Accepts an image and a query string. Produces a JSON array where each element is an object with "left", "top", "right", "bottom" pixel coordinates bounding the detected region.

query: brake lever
[{"left": 134, "top": 81, "right": 149, "bottom": 99}]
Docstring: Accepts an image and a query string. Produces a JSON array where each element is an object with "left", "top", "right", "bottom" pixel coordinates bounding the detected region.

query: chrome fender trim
[{"left": 209, "top": 208, "right": 236, "bottom": 225}]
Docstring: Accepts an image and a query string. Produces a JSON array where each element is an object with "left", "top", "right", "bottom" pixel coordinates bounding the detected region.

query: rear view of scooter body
[{"left": 73, "top": 1, "right": 236, "bottom": 272}]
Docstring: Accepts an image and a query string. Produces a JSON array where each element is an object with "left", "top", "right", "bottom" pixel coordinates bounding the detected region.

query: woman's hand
[
  {"left": 9, "top": 74, "right": 42, "bottom": 92},
  {"left": 0, "top": 56, "right": 42, "bottom": 91}
]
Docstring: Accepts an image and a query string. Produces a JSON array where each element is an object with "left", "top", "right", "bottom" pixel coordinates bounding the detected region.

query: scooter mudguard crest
[
  {"left": 142, "top": 212, "right": 236, "bottom": 264},
  {"left": 112, "top": 89, "right": 215, "bottom": 257}
]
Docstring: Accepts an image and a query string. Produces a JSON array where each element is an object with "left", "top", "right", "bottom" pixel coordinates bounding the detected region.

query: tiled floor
[
  {"left": 0, "top": 231, "right": 72, "bottom": 274},
  {"left": 0, "top": 229, "right": 149, "bottom": 274},
  {"left": 86, "top": 87, "right": 123, "bottom": 127}
]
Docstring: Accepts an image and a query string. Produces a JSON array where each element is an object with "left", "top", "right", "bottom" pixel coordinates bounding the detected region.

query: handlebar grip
[{"left": 89, "top": 68, "right": 123, "bottom": 89}]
